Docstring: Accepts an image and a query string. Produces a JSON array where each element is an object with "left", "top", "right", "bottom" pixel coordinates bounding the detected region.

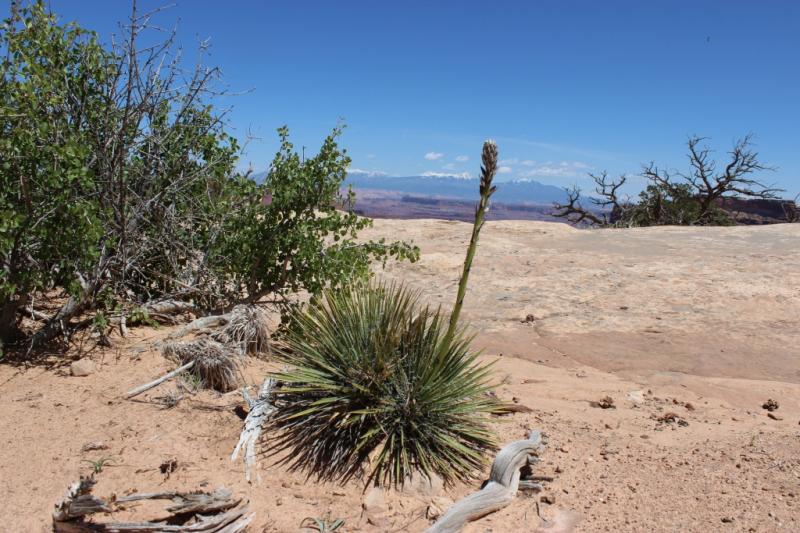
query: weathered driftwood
[
  {"left": 231, "top": 378, "right": 276, "bottom": 482},
  {"left": 426, "top": 429, "right": 544, "bottom": 533},
  {"left": 123, "top": 361, "right": 196, "bottom": 399},
  {"left": 144, "top": 300, "right": 196, "bottom": 316},
  {"left": 165, "top": 314, "right": 230, "bottom": 341},
  {"left": 53, "top": 478, "right": 252, "bottom": 533},
  {"left": 53, "top": 507, "right": 252, "bottom": 533},
  {"left": 116, "top": 488, "right": 240, "bottom": 517},
  {"left": 53, "top": 477, "right": 110, "bottom": 521}
]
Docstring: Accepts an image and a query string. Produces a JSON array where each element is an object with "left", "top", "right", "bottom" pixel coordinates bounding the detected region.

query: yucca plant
[
  {"left": 270, "top": 282, "right": 498, "bottom": 486},
  {"left": 269, "top": 140, "right": 501, "bottom": 487}
]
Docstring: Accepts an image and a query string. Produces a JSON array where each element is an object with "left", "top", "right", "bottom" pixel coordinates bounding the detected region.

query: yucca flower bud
[{"left": 480, "top": 140, "right": 498, "bottom": 198}]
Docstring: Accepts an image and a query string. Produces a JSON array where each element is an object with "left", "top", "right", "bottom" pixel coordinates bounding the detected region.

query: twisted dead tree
[
  {"left": 553, "top": 172, "right": 633, "bottom": 227},
  {"left": 426, "top": 430, "right": 546, "bottom": 533},
  {"left": 554, "top": 136, "right": 784, "bottom": 227}
]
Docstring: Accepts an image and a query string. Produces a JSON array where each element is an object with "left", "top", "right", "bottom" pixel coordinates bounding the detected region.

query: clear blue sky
[{"left": 25, "top": 1, "right": 800, "bottom": 195}]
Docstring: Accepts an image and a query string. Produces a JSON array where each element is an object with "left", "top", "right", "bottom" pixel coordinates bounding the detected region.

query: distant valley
[{"left": 251, "top": 171, "right": 570, "bottom": 222}]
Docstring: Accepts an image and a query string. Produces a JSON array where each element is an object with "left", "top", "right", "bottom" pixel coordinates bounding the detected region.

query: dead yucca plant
[
  {"left": 212, "top": 304, "right": 270, "bottom": 356},
  {"left": 162, "top": 338, "right": 242, "bottom": 392}
]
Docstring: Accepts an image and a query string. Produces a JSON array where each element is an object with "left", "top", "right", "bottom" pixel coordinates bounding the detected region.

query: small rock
[
  {"left": 540, "top": 494, "right": 556, "bottom": 505},
  {"left": 594, "top": 396, "right": 615, "bottom": 409},
  {"left": 426, "top": 503, "right": 442, "bottom": 520},
  {"left": 657, "top": 412, "right": 688, "bottom": 426},
  {"left": 402, "top": 473, "right": 444, "bottom": 498},
  {"left": 363, "top": 487, "right": 386, "bottom": 514},
  {"left": 70, "top": 359, "right": 95, "bottom": 377},
  {"left": 81, "top": 441, "right": 108, "bottom": 452},
  {"left": 767, "top": 413, "right": 783, "bottom": 421},
  {"left": 721, "top": 516, "right": 735, "bottom": 523},
  {"left": 627, "top": 390, "right": 645, "bottom": 405},
  {"left": 762, "top": 399, "right": 779, "bottom": 412},
  {"left": 366, "top": 514, "right": 389, "bottom": 528}
]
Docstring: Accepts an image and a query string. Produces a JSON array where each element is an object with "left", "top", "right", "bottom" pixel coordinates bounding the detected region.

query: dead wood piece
[
  {"left": 54, "top": 506, "right": 251, "bottom": 532},
  {"left": 116, "top": 488, "right": 240, "bottom": 517},
  {"left": 53, "top": 477, "right": 110, "bottom": 521},
  {"left": 492, "top": 403, "right": 534, "bottom": 416},
  {"left": 53, "top": 480, "right": 250, "bottom": 533},
  {"left": 426, "top": 430, "right": 544, "bottom": 533},
  {"left": 123, "top": 361, "right": 196, "bottom": 399},
  {"left": 144, "top": 300, "right": 196, "bottom": 316},
  {"left": 231, "top": 378, "right": 276, "bottom": 482},
  {"left": 165, "top": 315, "right": 230, "bottom": 341},
  {"left": 18, "top": 305, "right": 51, "bottom": 321}
]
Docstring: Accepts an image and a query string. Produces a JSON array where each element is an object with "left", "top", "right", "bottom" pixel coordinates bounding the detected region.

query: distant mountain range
[
  {"left": 250, "top": 168, "right": 566, "bottom": 206},
  {"left": 344, "top": 174, "right": 568, "bottom": 205},
  {"left": 250, "top": 170, "right": 568, "bottom": 206}
]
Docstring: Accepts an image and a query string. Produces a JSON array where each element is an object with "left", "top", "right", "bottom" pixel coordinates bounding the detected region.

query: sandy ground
[{"left": 2, "top": 219, "right": 799, "bottom": 532}]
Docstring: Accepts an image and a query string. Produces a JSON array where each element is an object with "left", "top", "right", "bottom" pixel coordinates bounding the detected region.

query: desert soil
[{"left": 1, "top": 219, "right": 799, "bottom": 532}]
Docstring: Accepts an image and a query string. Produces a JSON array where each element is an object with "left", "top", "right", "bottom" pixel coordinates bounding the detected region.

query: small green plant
[
  {"left": 82, "top": 456, "right": 116, "bottom": 474},
  {"left": 300, "top": 515, "right": 345, "bottom": 532}
]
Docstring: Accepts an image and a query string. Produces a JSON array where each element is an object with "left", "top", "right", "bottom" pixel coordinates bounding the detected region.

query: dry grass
[
  {"left": 212, "top": 304, "right": 270, "bottom": 356},
  {"left": 162, "top": 338, "right": 242, "bottom": 392}
]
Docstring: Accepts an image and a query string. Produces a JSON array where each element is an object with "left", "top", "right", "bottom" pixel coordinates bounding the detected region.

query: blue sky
[{"left": 29, "top": 1, "right": 800, "bottom": 195}]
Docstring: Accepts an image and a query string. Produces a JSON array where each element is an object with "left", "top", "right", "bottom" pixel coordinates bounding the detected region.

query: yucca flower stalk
[{"left": 444, "top": 140, "right": 498, "bottom": 346}]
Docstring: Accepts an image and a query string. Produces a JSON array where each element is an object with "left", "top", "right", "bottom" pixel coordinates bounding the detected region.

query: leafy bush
[
  {"left": 0, "top": 1, "right": 110, "bottom": 341},
  {"left": 209, "top": 126, "right": 419, "bottom": 310},
  {"left": 0, "top": 2, "right": 416, "bottom": 351},
  {"left": 271, "top": 283, "right": 498, "bottom": 486}
]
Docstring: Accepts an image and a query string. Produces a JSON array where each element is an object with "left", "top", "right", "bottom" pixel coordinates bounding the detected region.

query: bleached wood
[
  {"left": 426, "top": 430, "right": 544, "bottom": 533},
  {"left": 231, "top": 378, "right": 276, "bottom": 482},
  {"left": 53, "top": 480, "right": 250, "bottom": 533},
  {"left": 164, "top": 314, "right": 230, "bottom": 341},
  {"left": 123, "top": 361, "right": 196, "bottom": 399},
  {"left": 53, "top": 477, "right": 109, "bottom": 521}
]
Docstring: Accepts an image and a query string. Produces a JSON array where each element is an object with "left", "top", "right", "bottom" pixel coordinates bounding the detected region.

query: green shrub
[
  {"left": 209, "top": 126, "right": 419, "bottom": 310},
  {"left": 0, "top": 2, "right": 417, "bottom": 350},
  {"left": 270, "top": 282, "right": 498, "bottom": 486}
]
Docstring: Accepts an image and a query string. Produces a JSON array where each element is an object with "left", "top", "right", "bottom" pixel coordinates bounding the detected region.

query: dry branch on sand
[
  {"left": 426, "top": 430, "right": 546, "bottom": 533},
  {"left": 53, "top": 477, "right": 253, "bottom": 532},
  {"left": 231, "top": 377, "right": 277, "bottom": 483}
]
